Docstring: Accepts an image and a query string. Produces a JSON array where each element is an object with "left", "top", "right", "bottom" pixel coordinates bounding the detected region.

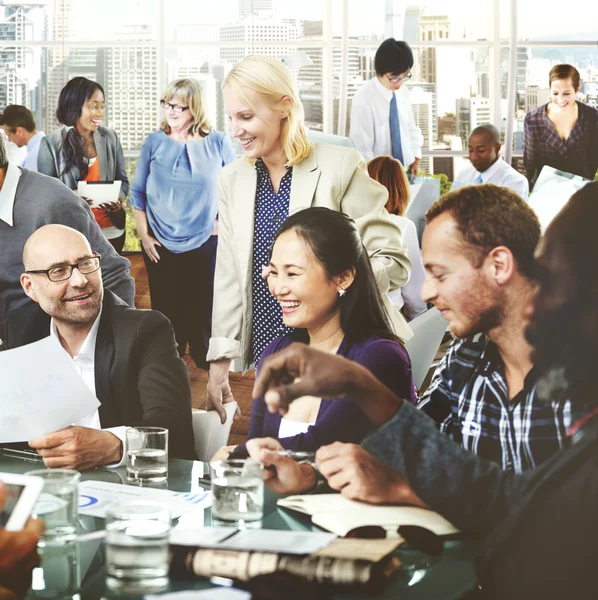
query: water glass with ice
[
  {"left": 105, "top": 501, "right": 171, "bottom": 594},
  {"left": 126, "top": 426, "right": 168, "bottom": 484},
  {"left": 26, "top": 468, "right": 80, "bottom": 546},
  {"left": 210, "top": 459, "right": 264, "bottom": 523}
]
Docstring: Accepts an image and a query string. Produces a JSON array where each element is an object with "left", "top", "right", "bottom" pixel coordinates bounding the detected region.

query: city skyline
[{"left": 1, "top": 0, "right": 596, "bottom": 163}]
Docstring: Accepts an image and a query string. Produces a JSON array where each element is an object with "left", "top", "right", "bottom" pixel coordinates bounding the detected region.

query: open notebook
[{"left": 277, "top": 494, "right": 459, "bottom": 537}]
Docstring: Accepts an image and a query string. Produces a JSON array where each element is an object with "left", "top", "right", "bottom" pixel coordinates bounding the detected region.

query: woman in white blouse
[{"left": 368, "top": 156, "right": 427, "bottom": 320}]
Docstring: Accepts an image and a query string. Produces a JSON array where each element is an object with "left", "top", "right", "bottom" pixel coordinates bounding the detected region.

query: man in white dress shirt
[
  {"left": 452, "top": 124, "right": 529, "bottom": 200},
  {"left": 0, "top": 106, "right": 45, "bottom": 172},
  {"left": 350, "top": 39, "right": 423, "bottom": 175},
  {"left": 3, "top": 224, "right": 196, "bottom": 469}
]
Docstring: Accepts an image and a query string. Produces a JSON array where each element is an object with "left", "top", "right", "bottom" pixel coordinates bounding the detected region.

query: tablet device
[{"left": 0, "top": 473, "right": 44, "bottom": 531}]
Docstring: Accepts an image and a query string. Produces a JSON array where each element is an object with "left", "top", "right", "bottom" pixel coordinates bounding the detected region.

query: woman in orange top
[{"left": 38, "top": 77, "right": 129, "bottom": 253}]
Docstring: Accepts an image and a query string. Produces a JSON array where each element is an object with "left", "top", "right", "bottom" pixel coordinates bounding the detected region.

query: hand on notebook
[
  {"left": 254, "top": 343, "right": 402, "bottom": 427},
  {"left": 0, "top": 483, "right": 44, "bottom": 599},
  {"left": 316, "top": 443, "right": 427, "bottom": 507},
  {"left": 246, "top": 437, "right": 317, "bottom": 495}
]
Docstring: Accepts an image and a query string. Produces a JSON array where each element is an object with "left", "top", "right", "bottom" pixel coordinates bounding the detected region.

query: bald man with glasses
[{"left": 2, "top": 224, "right": 196, "bottom": 470}]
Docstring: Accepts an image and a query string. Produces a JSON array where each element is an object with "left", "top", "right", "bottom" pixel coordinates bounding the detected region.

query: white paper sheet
[
  {"left": 169, "top": 527, "right": 237, "bottom": 547},
  {"left": 0, "top": 337, "right": 101, "bottom": 443},
  {"left": 78, "top": 480, "right": 212, "bottom": 518},
  {"left": 169, "top": 527, "right": 336, "bottom": 555},
  {"left": 216, "top": 529, "right": 337, "bottom": 555},
  {"left": 77, "top": 181, "right": 122, "bottom": 208}
]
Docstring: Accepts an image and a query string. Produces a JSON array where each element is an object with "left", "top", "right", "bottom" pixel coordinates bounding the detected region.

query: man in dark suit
[{"left": 4, "top": 224, "right": 196, "bottom": 469}]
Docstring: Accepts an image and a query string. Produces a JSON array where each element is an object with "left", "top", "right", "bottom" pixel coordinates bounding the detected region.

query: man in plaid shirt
[{"left": 417, "top": 184, "right": 570, "bottom": 473}]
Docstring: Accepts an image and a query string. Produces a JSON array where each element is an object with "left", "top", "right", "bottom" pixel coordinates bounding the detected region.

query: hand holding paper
[
  {"left": 77, "top": 181, "right": 122, "bottom": 209},
  {"left": 0, "top": 338, "right": 100, "bottom": 443}
]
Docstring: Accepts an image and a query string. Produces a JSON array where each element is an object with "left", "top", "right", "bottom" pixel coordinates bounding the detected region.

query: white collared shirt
[
  {"left": 0, "top": 162, "right": 22, "bottom": 226},
  {"left": 23, "top": 131, "right": 45, "bottom": 172},
  {"left": 452, "top": 157, "right": 529, "bottom": 200},
  {"left": 49, "top": 309, "right": 126, "bottom": 466},
  {"left": 350, "top": 77, "right": 424, "bottom": 166}
]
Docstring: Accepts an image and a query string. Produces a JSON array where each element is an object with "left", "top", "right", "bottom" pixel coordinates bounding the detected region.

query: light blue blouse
[{"left": 130, "top": 130, "right": 236, "bottom": 253}]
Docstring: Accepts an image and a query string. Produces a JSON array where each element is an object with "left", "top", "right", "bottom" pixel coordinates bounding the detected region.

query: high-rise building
[
  {"left": 384, "top": 0, "right": 404, "bottom": 40},
  {"left": 419, "top": 15, "right": 450, "bottom": 84},
  {"left": 298, "top": 20, "right": 361, "bottom": 132},
  {"left": 238, "top": 0, "right": 273, "bottom": 18},
  {"left": 407, "top": 81, "right": 437, "bottom": 143},
  {"left": 103, "top": 23, "right": 158, "bottom": 151},
  {"left": 45, "top": 0, "right": 79, "bottom": 132},
  {"left": 172, "top": 24, "right": 219, "bottom": 80},
  {"left": 456, "top": 97, "right": 491, "bottom": 144},
  {"left": 524, "top": 85, "right": 550, "bottom": 113},
  {"left": 219, "top": 15, "right": 298, "bottom": 66},
  {"left": 409, "top": 86, "right": 433, "bottom": 173},
  {"left": 0, "top": 2, "right": 46, "bottom": 118},
  {"left": 403, "top": 5, "right": 422, "bottom": 43}
]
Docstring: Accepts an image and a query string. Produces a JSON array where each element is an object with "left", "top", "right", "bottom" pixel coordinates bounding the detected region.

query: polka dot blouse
[{"left": 251, "top": 159, "right": 294, "bottom": 367}]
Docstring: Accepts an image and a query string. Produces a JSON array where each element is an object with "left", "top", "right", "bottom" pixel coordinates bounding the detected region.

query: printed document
[{"left": 0, "top": 337, "right": 100, "bottom": 443}]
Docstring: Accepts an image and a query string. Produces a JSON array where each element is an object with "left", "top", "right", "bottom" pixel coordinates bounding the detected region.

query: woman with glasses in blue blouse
[{"left": 130, "top": 78, "right": 235, "bottom": 369}]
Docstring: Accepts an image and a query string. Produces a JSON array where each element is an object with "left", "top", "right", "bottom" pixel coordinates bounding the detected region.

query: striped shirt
[{"left": 417, "top": 334, "right": 571, "bottom": 473}]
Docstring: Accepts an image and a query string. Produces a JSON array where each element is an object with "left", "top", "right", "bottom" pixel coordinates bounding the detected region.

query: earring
[{"left": 338, "top": 288, "right": 346, "bottom": 297}]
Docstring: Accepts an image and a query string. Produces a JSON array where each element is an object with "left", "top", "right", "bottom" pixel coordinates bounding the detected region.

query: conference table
[{"left": 0, "top": 454, "right": 478, "bottom": 599}]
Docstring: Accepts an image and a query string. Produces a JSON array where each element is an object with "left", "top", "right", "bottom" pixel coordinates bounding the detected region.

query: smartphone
[{"left": 0, "top": 473, "right": 44, "bottom": 531}]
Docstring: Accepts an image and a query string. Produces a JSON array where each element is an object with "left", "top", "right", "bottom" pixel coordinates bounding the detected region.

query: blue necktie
[
  {"left": 389, "top": 94, "right": 404, "bottom": 166},
  {"left": 475, "top": 174, "right": 484, "bottom": 184}
]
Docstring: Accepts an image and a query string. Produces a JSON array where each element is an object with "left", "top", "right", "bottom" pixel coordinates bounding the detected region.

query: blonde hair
[
  {"left": 223, "top": 55, "right": 312, "bottom": 166},
  {"left": 160, "top": 78, "right": 210, "bottom": 137}
]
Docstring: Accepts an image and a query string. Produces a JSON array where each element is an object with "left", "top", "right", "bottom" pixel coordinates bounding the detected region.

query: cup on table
[
  {"left": 105, "top": 501, "right": 171, "bottom": 594},
  {"left": 25, "top": 468, "right": 80, "bottom": 546},
  {"left": 126, "top": 426, "right": 168, "bottom": 484},
  {"left": 29, "top": 540, "right": 81, "bottom": 598},
  {"left": 210, "top": 459, "right": 265, "bottom": 523}
]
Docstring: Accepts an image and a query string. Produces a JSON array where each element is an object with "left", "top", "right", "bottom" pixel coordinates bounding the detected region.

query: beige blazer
[{"left": 207, "top": 143, "right": 413, "bottom": 371}]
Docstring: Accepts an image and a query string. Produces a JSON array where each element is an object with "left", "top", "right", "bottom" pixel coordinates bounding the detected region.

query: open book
[{"left": 277, "top": 494, "right": 459, "bottom": 537}]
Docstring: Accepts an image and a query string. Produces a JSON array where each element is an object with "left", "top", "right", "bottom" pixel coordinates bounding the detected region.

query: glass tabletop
[{"left": 0, "top": 453, "right": 478, "bottom": 599}]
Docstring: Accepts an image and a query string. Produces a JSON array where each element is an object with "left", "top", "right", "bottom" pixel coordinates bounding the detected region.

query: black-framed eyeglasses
[
  {"left": 160, "top": 100, "right": 189, "bottom": 113},
  {"left": 386, "top": 72, "right": 412, "bottom": 84},
  {"left": 25, "top": 253, "right": 102, "bottom": 283}
]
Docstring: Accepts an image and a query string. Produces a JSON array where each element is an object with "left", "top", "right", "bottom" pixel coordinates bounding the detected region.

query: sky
[{"left": 29, "top": 0, "right": 598, "bottom": 42}]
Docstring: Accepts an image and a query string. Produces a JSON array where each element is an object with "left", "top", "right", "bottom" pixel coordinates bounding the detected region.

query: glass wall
[{"left": 1, "top": 0, "right": 595, "bottom": 249}]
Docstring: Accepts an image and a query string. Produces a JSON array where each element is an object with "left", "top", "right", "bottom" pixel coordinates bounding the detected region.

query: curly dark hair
[{"left": 426, "top": 184, "right": 541, "bottom": 279}]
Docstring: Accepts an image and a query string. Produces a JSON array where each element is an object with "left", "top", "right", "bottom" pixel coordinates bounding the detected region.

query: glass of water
[
  {"left": 105, "top": 501, "right": 171, "bottom": 594},
  {"left": 210, "top": 459, "right": 264, "bottom": 523},
  {"left": 26, "top": 468, "right": 80, "bottom": 546},
  {"left": 126, "top": 426, "right": 168, "bottom": 484}
]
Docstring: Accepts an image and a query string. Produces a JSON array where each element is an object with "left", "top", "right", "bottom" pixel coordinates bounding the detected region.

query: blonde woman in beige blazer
[{"left": 206, "top": 55, "right": 412, "bottom": 422}]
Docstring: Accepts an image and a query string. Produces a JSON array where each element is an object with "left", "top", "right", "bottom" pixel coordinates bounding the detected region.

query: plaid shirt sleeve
[
  {"left": 417, "top": 339, "right": 464, "bottom": 435},
  {"left": 523, "top": 112, "right": 539, "bottom": 184}
]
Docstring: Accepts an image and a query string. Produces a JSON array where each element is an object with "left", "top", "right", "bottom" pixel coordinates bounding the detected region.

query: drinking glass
[
  {"left": 210, "top": 459, "right": 264, "bottom": 523},
  {"left": 29, "top": 540, "right": 80, "bottom": 598},
  {"left": 26, "top": 468, "right": 80, "bottom": 546},
  {"left": 126, "top": 426, "right": 168, "bottom": 484},
  {"left": 105, "top": 501, "right": 171, "bottom": 594}
]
